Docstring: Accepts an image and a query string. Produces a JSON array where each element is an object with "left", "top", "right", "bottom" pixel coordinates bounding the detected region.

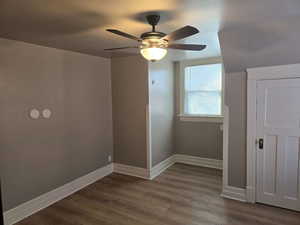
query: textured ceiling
[
  {"left": 219, "top": 0, "right": 300, "bottom": 72},
  {"left": 1, "top": 0, "right": 300, "bottom": 61}
]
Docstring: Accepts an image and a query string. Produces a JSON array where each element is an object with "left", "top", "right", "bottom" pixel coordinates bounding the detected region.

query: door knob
[{"left": 258, "top": 138, "right": 264, "bottom": 149}]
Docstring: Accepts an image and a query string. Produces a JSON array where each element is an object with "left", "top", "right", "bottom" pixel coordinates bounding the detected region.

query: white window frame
[{"left": 178, "top": 57, "right": 224, "bottom": 123}]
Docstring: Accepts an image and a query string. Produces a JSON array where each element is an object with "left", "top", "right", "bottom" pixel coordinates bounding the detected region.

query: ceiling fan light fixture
[
  {"left": 140, "top": 47, "right": 167, "bottom": 62},
  {"left": 105, "top": 14, "right": 205, "bottom": 59},
  {"left": 140, "top": 38, "right": 168, "bottom": 62}
]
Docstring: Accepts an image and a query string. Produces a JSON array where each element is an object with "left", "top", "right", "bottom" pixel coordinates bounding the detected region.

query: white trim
[
  {"left": 113, "top": 163, "right": 149, "bottom": 179},
  {"left": 246, "top": 186, "right": 256, "bottom": 203},
  {"left": 246, "top": 78, "right": 257, "bottom": 203},
  {"left": 178, "top": 114, "right": 223, "bottom": 123},
  {"left": 3, "top": 164, "right": 113, "bottom": 225},
  {"left": 149, "top": 155, "right": 176, "bottom": 179},
  {"left": 247, "top": 63, "right": 300, "bottom": 80},
  {"left": 175, "top": 154, "right": 223, "bottom": 170},
  {"left": 178, "top": 57, "right": 224, "bottom": 118},
  {"left": 222, "top": 105, "right": 229, "bottom": 189},
  {"left": 146, "top": 103, "right": 152, "bottom": 170},
  {"left": 221, "top": 185, "right": 247, "bottom": 202},
  {"left": 114, "top": 154, "right": 223, "bottom": 181},
  {"left": 3, "top": 156, "right": 225, "bottom": 225},
  {"left": 246, "top": 63, "right": 300, "bottom": 203}
]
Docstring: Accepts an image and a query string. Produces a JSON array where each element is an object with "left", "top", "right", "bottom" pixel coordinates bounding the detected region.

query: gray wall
[
  {"left": 149, "top": 58, "right": 175, "bottom": 167},
  {"left": 0, "top": 38, "right": 113, "bottom": 210},
  {"left": 225, "top": 71, "right": 247, "bottom": 188},
  {"left": 175, "top": 121, "right": 223, "bottom": 159},
  {"left": 174, "top": 60, "right": 223, "bottom": 160},
  {"left": 111, "top": 56, "right": 149, "bottom": 168},
  {"left": 219, "top": 28, "right": 300, "bottom": 188}
]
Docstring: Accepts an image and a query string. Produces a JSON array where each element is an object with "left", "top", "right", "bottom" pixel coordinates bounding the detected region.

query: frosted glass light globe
[{"left": 140, "top": 47, "right": 167, "bottom": 62}]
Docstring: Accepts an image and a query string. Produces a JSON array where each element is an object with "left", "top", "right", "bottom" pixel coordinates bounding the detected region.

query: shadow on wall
[{"left": 0, "top": 0, "right": 112, "bottom": 36}]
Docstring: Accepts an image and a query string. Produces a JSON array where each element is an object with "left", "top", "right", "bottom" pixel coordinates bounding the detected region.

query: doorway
[{"left": 247, "top": 64, "right": 300, "bottom": 211}]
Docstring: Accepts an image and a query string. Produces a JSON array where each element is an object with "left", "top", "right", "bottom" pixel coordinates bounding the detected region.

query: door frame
[
  {"left": 0, "top": 181, "right": 3, "bottom": 225},
  {"left": 246, "top": 63, "right": 300, "bottom": 203}
]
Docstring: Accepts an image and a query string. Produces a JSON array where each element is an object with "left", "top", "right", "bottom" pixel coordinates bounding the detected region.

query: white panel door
[{"left": 256, "top": 78, "right": 300, "bottom": 211}]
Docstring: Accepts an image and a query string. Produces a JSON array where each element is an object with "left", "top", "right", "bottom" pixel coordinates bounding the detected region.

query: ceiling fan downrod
[{"left": 146, "top": 14, "right": 160, "bottom": 32}]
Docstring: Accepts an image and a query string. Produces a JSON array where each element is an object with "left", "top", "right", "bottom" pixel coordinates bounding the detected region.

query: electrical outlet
[{"left": 108, "top": 155, "right": 112, "bottom": 162}]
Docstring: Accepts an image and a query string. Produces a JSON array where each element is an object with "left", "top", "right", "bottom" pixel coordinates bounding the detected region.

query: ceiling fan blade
[
  {"left": 104, "top": 46, "right": 138, "bottom": 51},
  {"left": 106, "top": 29, "right": 141, "bottom": 41},
  {"left": 162, "top": 26, "right": 199, "bottom": 41},
  {"left": 168, "top": 44, "right": 206, "bottom": 51}
]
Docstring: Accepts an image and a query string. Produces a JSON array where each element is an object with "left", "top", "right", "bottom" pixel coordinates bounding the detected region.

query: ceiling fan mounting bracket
[{"left": 146, "top": 14, "right": 160, "bottom": 31}]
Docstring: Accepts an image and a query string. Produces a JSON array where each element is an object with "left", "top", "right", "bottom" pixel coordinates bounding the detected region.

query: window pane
[
  {"left": 185, "top": 64, "right": 222, "bottom": 92},
  {"left": 185, "top": 91, "right": 221, "bottom": 115},
  {"left": 184, "top": 63, "right": 222, "bottom": 116}
]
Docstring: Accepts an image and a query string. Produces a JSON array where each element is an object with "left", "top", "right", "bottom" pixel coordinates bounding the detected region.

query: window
[{"left": 180, "top": 62, "right": 223, "bottom": 121}]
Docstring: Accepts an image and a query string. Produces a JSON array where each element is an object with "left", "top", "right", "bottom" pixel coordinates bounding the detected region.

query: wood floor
[{"left": 17, "top": 163, "right": 300, "bottom": 225}]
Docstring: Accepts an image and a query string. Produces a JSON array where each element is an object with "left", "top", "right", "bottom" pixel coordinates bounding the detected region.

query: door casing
[
  {"left": 246, "top": 63, "right": 300, "bottom": 203},
  {"left": 0, "top": 181, "right": 4, "bottom": 225}
]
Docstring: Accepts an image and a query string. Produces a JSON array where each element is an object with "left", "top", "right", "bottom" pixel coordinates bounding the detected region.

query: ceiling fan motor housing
[{"left": 140, "top": 31, "right": 166, "bottom": 40}]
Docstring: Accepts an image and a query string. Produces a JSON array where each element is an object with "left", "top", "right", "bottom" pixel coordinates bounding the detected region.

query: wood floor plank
[{"left": 15, "top": 163, "right": 300, "bottom": 225}]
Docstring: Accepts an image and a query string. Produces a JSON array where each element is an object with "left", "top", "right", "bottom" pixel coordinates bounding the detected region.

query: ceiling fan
[{"left": 104, "top": 14, "right": 206, "bottom": 62}]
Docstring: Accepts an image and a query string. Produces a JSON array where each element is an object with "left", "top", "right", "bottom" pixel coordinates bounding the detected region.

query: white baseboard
[
  {"left": 221, "top": 185, "right": 247, "bottom": 202},
  {"left": 246, "top": 185, "right": 256, "bottom": 203},
  {"left": 113, "top": 163, "right": 149, "bottom": 179},
  {"left": 113, "top": 154, "right": 223, "bottom": 181},
  {"left": 174, "top": 154, "right": 223, "bottom": 170},
  {"left": 3, "top": 155, "right": 224, "bottom": 225},
  {"left": 149, "top": 155, "right": 176, "bottom": 180},
  {"left": 3, "top": 164, "right": 113, "bottom": 225}
]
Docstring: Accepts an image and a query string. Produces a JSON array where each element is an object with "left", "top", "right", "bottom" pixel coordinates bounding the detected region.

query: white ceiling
[
  {"left": 1, "top": 0, "right": 300, "bottom": 61},
  {"left": 220, "top": 0, "right": 300, "bottom": 72}
]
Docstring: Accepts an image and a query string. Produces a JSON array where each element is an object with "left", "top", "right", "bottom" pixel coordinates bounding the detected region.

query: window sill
[{"left": 178, "top": 114, "right": 224, "bottom": 123}]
